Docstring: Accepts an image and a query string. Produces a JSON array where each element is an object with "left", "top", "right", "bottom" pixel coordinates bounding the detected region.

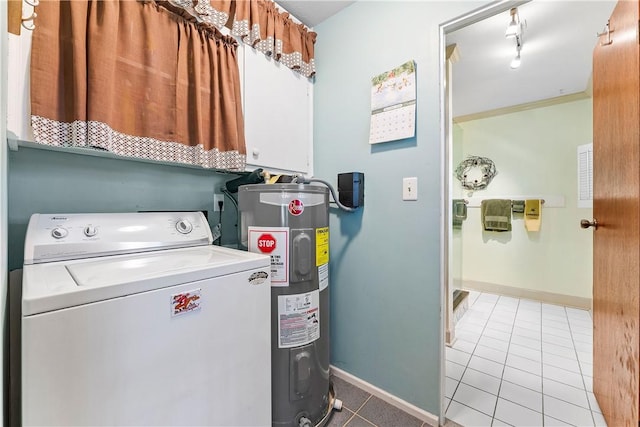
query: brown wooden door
[{"left": 592, "top": 1, "right": 640, "bottom": 425}]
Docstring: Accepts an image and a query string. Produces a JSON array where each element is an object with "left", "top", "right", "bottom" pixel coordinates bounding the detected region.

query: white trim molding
[
  {"left": 330, "top": 366, "right": 439, "bottom": 427},
  {"left": 1, "top": 0, "right": 10, "bottom": 421},
  {"left": 463, "top": 280, "right": 592, "bottom": 310}
]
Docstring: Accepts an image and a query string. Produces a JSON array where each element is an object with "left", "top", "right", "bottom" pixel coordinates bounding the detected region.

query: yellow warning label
[{"left": 316, "top": 227, "right": 329, "bottom": 266}]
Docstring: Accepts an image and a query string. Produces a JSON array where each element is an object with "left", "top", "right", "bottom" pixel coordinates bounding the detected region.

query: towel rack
[
  {"left": 512, "top": 199, "right": 544, "bottom": 206},
  {"left": 465, "top": 195, "right": 564, "bottom": 208}
]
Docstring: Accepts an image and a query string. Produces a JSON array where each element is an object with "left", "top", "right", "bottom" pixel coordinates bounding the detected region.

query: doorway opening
[{"left": 439, "top": 1, "right": 614, "bottom": 425}]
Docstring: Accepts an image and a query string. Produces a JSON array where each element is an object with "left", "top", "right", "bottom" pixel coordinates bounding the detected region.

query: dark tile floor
[{"left": 326, "top": 375, "right": 431, "bottom": 427}]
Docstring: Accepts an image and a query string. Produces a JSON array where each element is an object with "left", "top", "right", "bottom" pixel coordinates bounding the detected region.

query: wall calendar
[{"left": 369, "top": 60, "right": 416, "bottom": 144}]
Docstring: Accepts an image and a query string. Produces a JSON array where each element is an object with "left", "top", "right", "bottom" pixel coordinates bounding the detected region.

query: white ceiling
[
  {"left": 447, "top": 1, "right": 616, "bottom": 118},
  {"left": 276, "top": 1, "right": 616, "bottom": 118},
  {"left": 276, "top": 0, "right": 355, "bottom": 27}
]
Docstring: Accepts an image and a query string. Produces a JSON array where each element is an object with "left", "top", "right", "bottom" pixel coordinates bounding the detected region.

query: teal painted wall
[
  {"left": 314, "top": 1, "right": 483, "bottom": 415},
  {"left": 8, "top": 147, "right": 240, "bottom": 270}
]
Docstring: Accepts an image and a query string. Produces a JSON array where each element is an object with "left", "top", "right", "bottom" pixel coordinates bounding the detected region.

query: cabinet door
[
  {"left": 243, "top": 46, "right": 313, "bottom": 175},
  {"left": 592, "top": 0, "right": 640, "bottom": 425}
]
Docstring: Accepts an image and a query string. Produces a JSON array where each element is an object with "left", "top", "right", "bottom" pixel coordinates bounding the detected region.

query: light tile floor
[{"left": 445, "top": 291, "right": 608, "bottom": 427}]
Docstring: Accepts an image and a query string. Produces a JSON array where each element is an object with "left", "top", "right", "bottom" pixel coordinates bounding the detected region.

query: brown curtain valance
[
  {"left": 164, "top": 0, "right": 316, "bottom": 77},
  {"left": 31, "top": 0, "right": 246, "bottom": 171}
]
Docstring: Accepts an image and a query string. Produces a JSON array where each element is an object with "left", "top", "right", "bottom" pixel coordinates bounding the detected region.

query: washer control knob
[
  {"left": 51, "top": 227, "right": 68, "bottom": 239},
  {"left": 176, "top": 219, "right": 193, "bottom": 234},
  {"left": 84, "top": 226, "right": 98, "bottom": 237}
]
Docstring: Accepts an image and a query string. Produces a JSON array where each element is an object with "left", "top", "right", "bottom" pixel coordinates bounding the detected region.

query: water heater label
[
  {"left": 316, "top": 227, "right": 329, "bottom": 266},
  {"left": 277, "top": 290, "right": 320, "bottom": 348},
  {"left": 260, "top": 192, "right": 326, "bottom": 207},
  {"left": 248, "top": 226, "right": 289, "bottom": 287},
  {"left": 319, "top": 263, "right": 329, "bottom": 291}
]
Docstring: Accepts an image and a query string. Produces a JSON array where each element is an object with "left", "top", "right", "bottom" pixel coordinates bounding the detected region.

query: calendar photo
[{"left": 369, "top": 60, "right": 417, "bottom": 144}]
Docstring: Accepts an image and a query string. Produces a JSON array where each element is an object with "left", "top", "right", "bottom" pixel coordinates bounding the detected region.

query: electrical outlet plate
[
  {"left": 213, "top": 194, "right": 224, "bottom": 211},
  {"left": 403, "top": 177, "right": 418, "bottom": 201}
]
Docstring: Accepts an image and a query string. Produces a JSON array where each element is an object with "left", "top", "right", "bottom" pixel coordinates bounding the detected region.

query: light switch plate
[{"left": 403, "top": 177, "right": 418, "bottom": 201}]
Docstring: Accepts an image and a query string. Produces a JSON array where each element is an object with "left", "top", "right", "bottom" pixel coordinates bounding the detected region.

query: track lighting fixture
[
  {"left": 506, "top": 7, "right": 524, "bottom": 69},
  {"left": 505, "top": 8, "right": 521, "bottom": 37}
]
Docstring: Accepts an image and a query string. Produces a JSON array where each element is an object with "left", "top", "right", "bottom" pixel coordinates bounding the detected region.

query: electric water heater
[{"left": 239, "top": 183, "right": 335, "bottom": 427}]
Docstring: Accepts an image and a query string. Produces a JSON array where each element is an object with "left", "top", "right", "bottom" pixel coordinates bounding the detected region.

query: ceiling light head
[
  {"left": 510, "top": 53, "right": 521, "bottom": 69},
  {"left": 505, "top": 7, "right": 520, "bottom": 38}
]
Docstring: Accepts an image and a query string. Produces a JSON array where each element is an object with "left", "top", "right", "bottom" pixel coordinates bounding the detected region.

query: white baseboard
[
  {"left": 330, "top": 365, "right": 440, "bottom": 427},
  {"left": 462, "top": 280, "right": 592, "bottom": 310}
]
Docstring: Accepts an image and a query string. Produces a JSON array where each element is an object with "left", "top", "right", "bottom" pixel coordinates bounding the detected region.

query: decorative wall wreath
[{"left": 455, "top": 156, "right": 498, "bottom": 191}]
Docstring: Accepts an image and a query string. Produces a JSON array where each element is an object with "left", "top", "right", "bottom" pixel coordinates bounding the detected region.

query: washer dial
[
  {"left": 51, "top": 227, "right": 68, "bottom": 239},
  {"left": 176, "top": 220, "right": 193, "bottom": 234}
]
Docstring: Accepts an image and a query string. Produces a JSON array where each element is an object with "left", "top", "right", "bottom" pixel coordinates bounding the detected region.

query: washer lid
[
  {"left": 22, "top": 245, "right": 271, "bottom": 316},
  {"left": 67, "top": 247, "right": 244, "bottom": 288}
]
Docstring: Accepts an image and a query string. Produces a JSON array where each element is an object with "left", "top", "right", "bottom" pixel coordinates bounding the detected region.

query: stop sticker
[
  {"left": 289, "top": 199, "right": 304, "bottom": 216},
  {"left": 257, "top": 233, "right": 277, "bottom": 253}
]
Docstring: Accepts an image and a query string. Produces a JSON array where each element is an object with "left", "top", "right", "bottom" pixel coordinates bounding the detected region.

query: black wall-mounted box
[{"left": 338, "top": 172, "right": 364, "bottom": 208}]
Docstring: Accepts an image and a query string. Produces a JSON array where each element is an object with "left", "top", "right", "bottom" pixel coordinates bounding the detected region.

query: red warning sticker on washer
[
  {"left": 171, "top": 289, "right": 201, "bottom": 317},
  {"left": 277, "top": 290, "right": 320, "bottom": 348}
]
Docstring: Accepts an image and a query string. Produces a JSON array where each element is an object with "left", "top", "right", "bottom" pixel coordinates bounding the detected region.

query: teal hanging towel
[{"left": 453, "top": 199, "right": 467, "bottom": 228}]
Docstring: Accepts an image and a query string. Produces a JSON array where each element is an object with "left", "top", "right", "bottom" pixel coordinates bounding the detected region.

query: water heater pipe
[{"left": 294, "top": 177, "right": 357, "bottom": 213}]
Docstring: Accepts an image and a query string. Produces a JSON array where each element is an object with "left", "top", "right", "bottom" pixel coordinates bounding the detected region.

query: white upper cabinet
[{"left": 242, "top": 45, "right": 313, "bottom": 175}]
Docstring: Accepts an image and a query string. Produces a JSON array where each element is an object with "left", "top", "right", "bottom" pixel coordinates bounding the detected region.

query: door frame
[
  {"left": 437, "top": 1, "right": 528, "bottom": 424},
  {"left": 1, "top": 1, "right": 8, "bottom": 424}
]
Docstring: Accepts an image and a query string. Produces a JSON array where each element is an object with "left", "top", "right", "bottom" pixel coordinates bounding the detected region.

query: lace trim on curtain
[
  {"left": 166, "top": 0, "right": 316, "bottom": 78},
  {"left": 232, "top": 22, "right": 316, "bottom": 78},
  {"left": 163, "top": 0, "right": 231, "bottom": 32},
  {"left": 31, "top": 116, "right": 246, "bottom": 171},
  {"left": 244, "top": 33, "right": 315, "bottom": 78}
]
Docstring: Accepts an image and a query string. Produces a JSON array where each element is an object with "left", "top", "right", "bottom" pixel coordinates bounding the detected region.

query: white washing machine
[{"left": 20, "top": 212, "right": 272, "bottom": 426}]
